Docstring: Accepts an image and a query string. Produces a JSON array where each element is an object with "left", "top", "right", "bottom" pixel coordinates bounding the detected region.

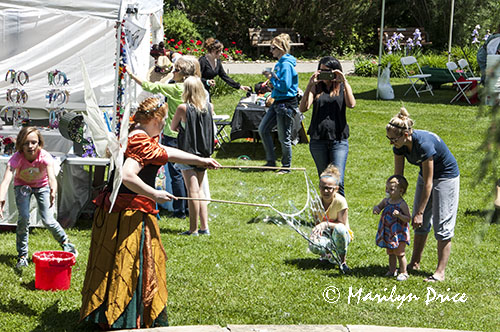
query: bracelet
[
  {"left": 5, "top": 69, "right": 16, "bottom": 83},
  {"left": 0, "top": 106, "right": 13, "bottom": 123},
  {"left": 48, "top": 71, "right": 55, "bottom": 85},
  {"left": 6, "top": 88, "right": 17, "bottom": 103},
  {"left": 46, "top": 89, "right": 69, "bottom": 105},
  {"left": 16, "top": 71, "right": 29, "bottom": 86},
  {"left": 48, "top": 70, "right": 69, "bottom": 86},
  {"left": 6, "top": 88, "right": 21, "bottom": 103},
  {"left": 49, "top": 109, "right": 60, "bottom": 129},
  {"left": 15, "top": 107, "right": 30, "bottom": 122},
  {"left": 56, "top": 71, "right": 69, "bottom": 85},
  {"left": 19, "top": 90, "right": 28, "bottom": 104}
]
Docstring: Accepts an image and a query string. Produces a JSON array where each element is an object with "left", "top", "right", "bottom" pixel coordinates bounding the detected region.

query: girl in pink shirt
[{"left": 0, "top": 127, "right": 77, "bottom": 269}]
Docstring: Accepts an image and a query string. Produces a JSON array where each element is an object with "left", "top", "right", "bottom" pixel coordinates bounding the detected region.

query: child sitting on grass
[
  {"left": 0, "top": 127, "right": 77, "bottom": 269},
  {"left": 373, "top": 175, "right": 411, "bottom": 281},
  {"left": 309, "top": 164, "right": 353, "bottom": 273}
]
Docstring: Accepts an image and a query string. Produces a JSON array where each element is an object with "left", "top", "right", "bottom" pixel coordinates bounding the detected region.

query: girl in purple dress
[{"left": 373, "top": 175, "right": 411, "bottom": 281}]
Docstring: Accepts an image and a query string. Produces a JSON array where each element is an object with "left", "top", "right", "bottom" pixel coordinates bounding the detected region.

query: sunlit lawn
[{"left": 0, "top": 74, "right": 498, "bottom": 331}]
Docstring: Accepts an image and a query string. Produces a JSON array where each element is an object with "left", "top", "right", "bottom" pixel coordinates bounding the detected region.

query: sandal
[
  {"left": 424, "top": 275, "right": 443, "bottom": 282},
  {"left": 385, "top": 270, "right": 397, "bottom": 277},
  {"left": 407, "top": 262, "right": 420, "bottom": 271}
]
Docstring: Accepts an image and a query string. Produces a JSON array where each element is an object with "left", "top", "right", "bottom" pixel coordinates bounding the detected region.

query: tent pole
[
  {"left": 376, "top": 0, "right": 386, "bottom": 99},
  {"left": 112, "top": 19, "right": 123, "bottom": 135},
  {"left": 447, "top": 0, "right": 455, "bottom": 62}
]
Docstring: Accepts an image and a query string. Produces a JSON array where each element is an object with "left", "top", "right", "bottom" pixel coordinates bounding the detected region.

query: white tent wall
[{"left": 0, "top": 0, "right": 163, "bottom": 116}]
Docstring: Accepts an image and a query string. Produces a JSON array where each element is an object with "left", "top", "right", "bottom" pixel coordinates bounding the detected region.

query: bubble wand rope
[
  {"left": 180, "top": 167, "right": 310, "bottom": 217},
  {"left": 217, "top": 165, "right": 306, "bottom": 171}
]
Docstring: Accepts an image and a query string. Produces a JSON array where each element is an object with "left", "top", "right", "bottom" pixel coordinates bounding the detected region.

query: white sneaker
[
  {"left": 396, "top": 273, "right": 409, "bottom": 281},
  {"left": 16, "top": 257, "right": 28, "bottom": 269},
  {"left": 62, "top": 242, "right": 78, "bottom": 257}
]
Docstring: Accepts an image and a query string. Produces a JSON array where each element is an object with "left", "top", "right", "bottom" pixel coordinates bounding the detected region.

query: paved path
[
  {"left": 117, "top": 324, "right": 481, "bottom": 332},
  {"left": 223, "top": 60, "right": 355, "bottom": 75}
]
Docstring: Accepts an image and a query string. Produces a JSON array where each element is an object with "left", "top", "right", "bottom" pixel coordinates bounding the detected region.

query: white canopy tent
[{"left": 0, "top": 0, "right": 164, "bottom": 114}]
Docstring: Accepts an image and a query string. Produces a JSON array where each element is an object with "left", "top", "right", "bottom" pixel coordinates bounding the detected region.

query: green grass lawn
[{"left": 0, "top": 75, "right": 498, "bottom": 332}]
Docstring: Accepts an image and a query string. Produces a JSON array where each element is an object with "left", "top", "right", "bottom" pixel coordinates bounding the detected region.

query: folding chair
[
  {"left": 213, "top": 114, "right": 231, "bottom": 149},
  {"left": 446, "top": 61, "right": 473, "bottom": 105},
  {"left": 457, "top": 59, "right": 481, "bottom": 82},
  {"left": 400, "top": 56, "right": 434, "bottom": 97}
]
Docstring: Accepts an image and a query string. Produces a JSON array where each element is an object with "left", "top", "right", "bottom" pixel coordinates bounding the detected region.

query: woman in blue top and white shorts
[{"left": 386, "top": 107, "right": 459, "bottom": 282}]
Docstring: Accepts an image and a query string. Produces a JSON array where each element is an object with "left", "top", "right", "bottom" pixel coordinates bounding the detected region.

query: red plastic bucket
[{"left": 32, "top": 251, "right": 76, "bottom": 291}]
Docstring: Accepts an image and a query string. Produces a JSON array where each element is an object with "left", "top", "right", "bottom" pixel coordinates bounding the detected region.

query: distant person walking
[
  {"left": 258, "top": 33, "right": 299, "bottom": 174},
  {"left": 199, "top": 38, "right": 250, "bottom": 98}
]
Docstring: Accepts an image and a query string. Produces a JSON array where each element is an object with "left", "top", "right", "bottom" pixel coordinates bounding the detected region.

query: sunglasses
[
  {"left": 386, "top": 134, "right": 402, "bottom": 143},
  {"left": 319, "top": 185, "right": 336, "bottom": 191}
]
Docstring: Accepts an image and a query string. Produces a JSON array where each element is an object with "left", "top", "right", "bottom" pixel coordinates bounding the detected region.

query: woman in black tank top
[{"left": 299, "top": 56, "right": 356, "bottom": 196}]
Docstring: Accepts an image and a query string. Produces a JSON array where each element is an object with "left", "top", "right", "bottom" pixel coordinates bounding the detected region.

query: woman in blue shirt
[
  {"left": 258, "top": 33, "right": 299, "bottom": 174},
  {"left": 386, "top": 107, "right": 460, "bottom": 282}
]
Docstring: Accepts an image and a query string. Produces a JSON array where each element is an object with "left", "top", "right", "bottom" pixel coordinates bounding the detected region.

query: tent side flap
[{"left": 0, "top": 1, "right": 163, "bottom": 112}]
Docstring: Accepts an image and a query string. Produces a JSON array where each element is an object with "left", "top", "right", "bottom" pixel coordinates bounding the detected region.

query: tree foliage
[{"left": 162, "top": 0, "right": 500, "bottom": 56}]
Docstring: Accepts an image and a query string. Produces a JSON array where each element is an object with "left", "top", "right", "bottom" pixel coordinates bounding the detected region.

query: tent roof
[{"left": 0, "top": 0, "right": 163, "bottom": 20}]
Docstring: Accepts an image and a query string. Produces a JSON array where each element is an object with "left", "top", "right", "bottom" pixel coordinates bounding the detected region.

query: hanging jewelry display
[
  {"left": 46, "top": 69, "right": 70, "bottom": 129},
  {"left": 2, "top": 69, "right": 31, "bottom": 129}
]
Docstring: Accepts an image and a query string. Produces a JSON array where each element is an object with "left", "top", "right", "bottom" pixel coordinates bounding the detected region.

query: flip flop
[
  {"left": 407, "top": 263, "right": 420, "bottom": 271},
  {"left": 424, "top": 275, "right": 443, "bottom": 282}
]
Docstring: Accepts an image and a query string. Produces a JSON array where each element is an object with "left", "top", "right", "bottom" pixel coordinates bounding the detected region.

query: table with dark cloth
[{"left": 229, "top": 98, "right": 307, "bottom": 143}]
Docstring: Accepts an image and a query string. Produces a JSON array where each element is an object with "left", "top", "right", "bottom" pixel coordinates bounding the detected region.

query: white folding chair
[
  {"left": 446, "top": 61, "right": 473, "bottom": 105},
  {"left": 457, "top": 58, "right": 481, "bottom": 82},
  {"left": 400, "top": 56, "right": 434, "bottom": 97}
]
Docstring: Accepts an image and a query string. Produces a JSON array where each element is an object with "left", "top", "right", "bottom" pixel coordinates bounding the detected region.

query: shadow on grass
[
  {"left": 464, "top": 208, "right": 489, "bottom": 218},
  {"left": 0, "top": 253, "right": 17, "bottom": 264},
  {"left": 285, "top": 257, "right": 337, "bottom": 271},
  {"left": 0, "top": 298, "right": 38, "bottom": 316},
  {"left": 349, "top": 264, "right": 429, "bottom": 278},
  {"left": 72, "top": 217, "right": 94, "bottom": 231},
  {"left": 355, "top": 83, "right": 478, "bottom": 107},
  {"left": 464, "top": 208, "right": 499, "bottom": 224},
  {"left": 21, "top": 280, "right": 36, "bottom": 291},
  {"left": 31, "top": 300, "right": 91, "bottom": 331}
]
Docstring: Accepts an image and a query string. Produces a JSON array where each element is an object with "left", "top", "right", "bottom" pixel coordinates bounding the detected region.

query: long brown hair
[{"left": 15, "top": 126, "right": 44, "bottom": 152}]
